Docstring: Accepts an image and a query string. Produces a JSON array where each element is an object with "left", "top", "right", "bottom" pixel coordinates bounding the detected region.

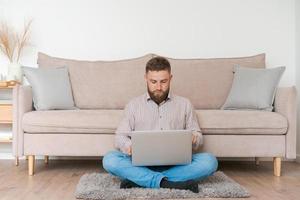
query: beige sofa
[{"left": 12, "top": 53, "right": 297, "bottom": 176}]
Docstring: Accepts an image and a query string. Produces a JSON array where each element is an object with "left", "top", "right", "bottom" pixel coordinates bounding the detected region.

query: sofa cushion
[
  {"left": 163, "top": 54, "right": 265, "bottom": 109},
  {"left": 22, "top": 110, "right": 122, "bottom": 134},
  {"left": 22, "top": 109, "right": 287, "bottom": 135},
  {"left": 38, "top": 53, "right": 265, "bottom": 109},
  {"left": 196, "top": 110, "right": 287, "bottom": 134},
  {"left": 221, "top": 66, "right": 285, "bottom": 111},
  {"left": 37, "top": 53, "right": 154, "bottom": 109},
  {"left": 23, "top": 66, "right": 76, "bottom": 110}
]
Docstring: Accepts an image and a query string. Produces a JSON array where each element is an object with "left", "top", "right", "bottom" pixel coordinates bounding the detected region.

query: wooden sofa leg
[
  {"left": 255, "top": 157, "right": 259, "bottom": 166},
  {"left": 273, "top": 157, "right": 281, "bottom": 177},
  {"left": 28, "top": 155, "right": 35, "bottom": 176},
  {"left": 15, "top": 156, "right": 19, "bottom": 166},
  {"left": 44, "top": 156, "right": 49, "bottom": 164}
]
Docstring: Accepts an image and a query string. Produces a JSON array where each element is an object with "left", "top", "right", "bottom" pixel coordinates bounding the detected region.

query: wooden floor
[{"left": 0, "top": 159, "right": 300, "bottom": 200}]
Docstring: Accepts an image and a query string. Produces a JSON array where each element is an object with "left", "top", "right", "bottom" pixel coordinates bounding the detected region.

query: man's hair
[{"left": 145, "top": 56, "right": 171, "bottom": 73}]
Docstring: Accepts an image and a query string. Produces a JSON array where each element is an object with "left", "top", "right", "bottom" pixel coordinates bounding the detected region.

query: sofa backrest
[
  {"left": 166, "top": 54, "right": 265, "bottom": 109},
  {"left": 38, "top": 53, "right": 265, "bottom": 109}
]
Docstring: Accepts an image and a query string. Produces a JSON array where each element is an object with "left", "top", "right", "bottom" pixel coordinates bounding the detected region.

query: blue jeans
[{"left": 102, "top": 150, "right": 218, "bottom": 188}]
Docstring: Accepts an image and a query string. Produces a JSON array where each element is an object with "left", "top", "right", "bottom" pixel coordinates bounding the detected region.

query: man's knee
[
  {"left": 102, "top": 151, "right": 123, "bottom": 173},
  {"left": 194, "top": 152, "right": 218, "bottom": 174},
  {"left": 205, "top": 153, "right": 218, "bottom": 173}
]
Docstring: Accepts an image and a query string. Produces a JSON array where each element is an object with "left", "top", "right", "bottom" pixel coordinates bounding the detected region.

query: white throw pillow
[
  {"left": 221, "top": 66, "right": 285, "bottom": 111},
  {"left": 23, "top": 66, "right": 76, "bottom": 110}
]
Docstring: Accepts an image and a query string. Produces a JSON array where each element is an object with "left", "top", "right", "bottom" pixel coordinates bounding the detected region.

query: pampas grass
[
  {"left": 0, "top": 22, "right": 14, "bottom": 62},
  {"left": 0, "top": 20, "right": 32, "bottom": 62}
]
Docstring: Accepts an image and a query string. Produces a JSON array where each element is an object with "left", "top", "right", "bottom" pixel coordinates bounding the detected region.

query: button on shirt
[{"left": 115, "top": 92, "right": 203, "bottom": 153}]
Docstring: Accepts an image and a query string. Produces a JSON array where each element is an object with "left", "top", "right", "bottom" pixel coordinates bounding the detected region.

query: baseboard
[{"left": 0, "top": 153, "right": 14, "bottom": 159}]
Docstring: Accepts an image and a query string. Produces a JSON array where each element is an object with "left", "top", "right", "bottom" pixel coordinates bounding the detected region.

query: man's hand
[
  {"left": 126, "top": 145, "right": 132, "bottom": 155},
  {"left": 192, "top": 132, "right": 198, "bottom": 145}
]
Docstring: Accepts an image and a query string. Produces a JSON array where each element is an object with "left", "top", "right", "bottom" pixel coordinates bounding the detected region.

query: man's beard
[{"left": 147, "top": 87, "right": 169, "bottom": 105}]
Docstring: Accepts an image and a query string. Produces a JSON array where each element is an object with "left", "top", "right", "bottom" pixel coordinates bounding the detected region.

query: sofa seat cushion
[
  {"left": 23, "top": 109, "right": 288, "bottom": 135},
  {"left": 196, "top": 110, "right": 287, "bottom": 135},
  {"left": 22, "top": 110, "right": 123, "bottom": 134}
]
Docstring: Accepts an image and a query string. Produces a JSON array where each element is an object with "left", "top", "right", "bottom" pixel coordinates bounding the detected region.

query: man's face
[{"left": 145, "top": 70, "right": 172, "bottom": 104}]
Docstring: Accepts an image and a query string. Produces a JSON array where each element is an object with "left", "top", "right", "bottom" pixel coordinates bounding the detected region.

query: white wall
[
  {"left": 0, "top": 0, "right": 297, "bottom": 159},
  {"left": 0, "top": 0, "right": 296, "bottom": 86}
]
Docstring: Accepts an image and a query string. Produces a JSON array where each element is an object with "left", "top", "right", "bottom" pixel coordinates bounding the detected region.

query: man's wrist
[{"left": 122, "top": 140, "right": 132, "bottom": 154}]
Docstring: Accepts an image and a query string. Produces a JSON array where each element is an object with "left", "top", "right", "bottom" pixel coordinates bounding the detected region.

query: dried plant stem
[
  {"left": 0, "top": 20, "right": 32, "bottom": 63},
  {"left": 16, "top": 20, "right": 32, "bottom": 62},
  {"left": 0, "top": 22, "right": 15, "bottom": 62}
]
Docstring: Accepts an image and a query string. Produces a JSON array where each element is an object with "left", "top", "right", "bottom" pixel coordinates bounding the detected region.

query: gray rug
[{"left": 75, "top": 171, "right": 250, "bottom": 200}]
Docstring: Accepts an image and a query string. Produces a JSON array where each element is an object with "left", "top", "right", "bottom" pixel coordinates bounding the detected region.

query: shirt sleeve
[
  {"left": 115, "top": 102, "right": 134, "bottom": 153},
  {"left": 185, "top": 99, "right": 203, "bottom": 149}
]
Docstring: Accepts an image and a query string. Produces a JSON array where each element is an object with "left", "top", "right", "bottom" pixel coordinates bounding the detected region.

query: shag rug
[{"left": 75, "top": 171, "right": 250, "bottom": 200}]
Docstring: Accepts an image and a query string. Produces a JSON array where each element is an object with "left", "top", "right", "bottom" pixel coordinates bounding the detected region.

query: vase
[{"left": 6, "top": 62, "right": 23, "bottom": 83}]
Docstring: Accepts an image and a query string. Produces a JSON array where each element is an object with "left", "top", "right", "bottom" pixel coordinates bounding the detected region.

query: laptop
[{"left": 131, "top": 130, "right": 192, "bottom": 166}]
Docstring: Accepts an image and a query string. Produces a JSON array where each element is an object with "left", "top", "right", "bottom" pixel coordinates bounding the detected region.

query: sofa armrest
[
  {"left": 274, "top": 86, "right": 297, "bottom": 159},
  {"left": 12, "top": 85, "right": 33, "bottom": 157}
]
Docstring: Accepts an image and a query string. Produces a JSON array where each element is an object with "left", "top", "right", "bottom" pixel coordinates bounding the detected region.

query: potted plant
[{"left": 0, "top": 20, "right": 32, "bottom": 83}]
